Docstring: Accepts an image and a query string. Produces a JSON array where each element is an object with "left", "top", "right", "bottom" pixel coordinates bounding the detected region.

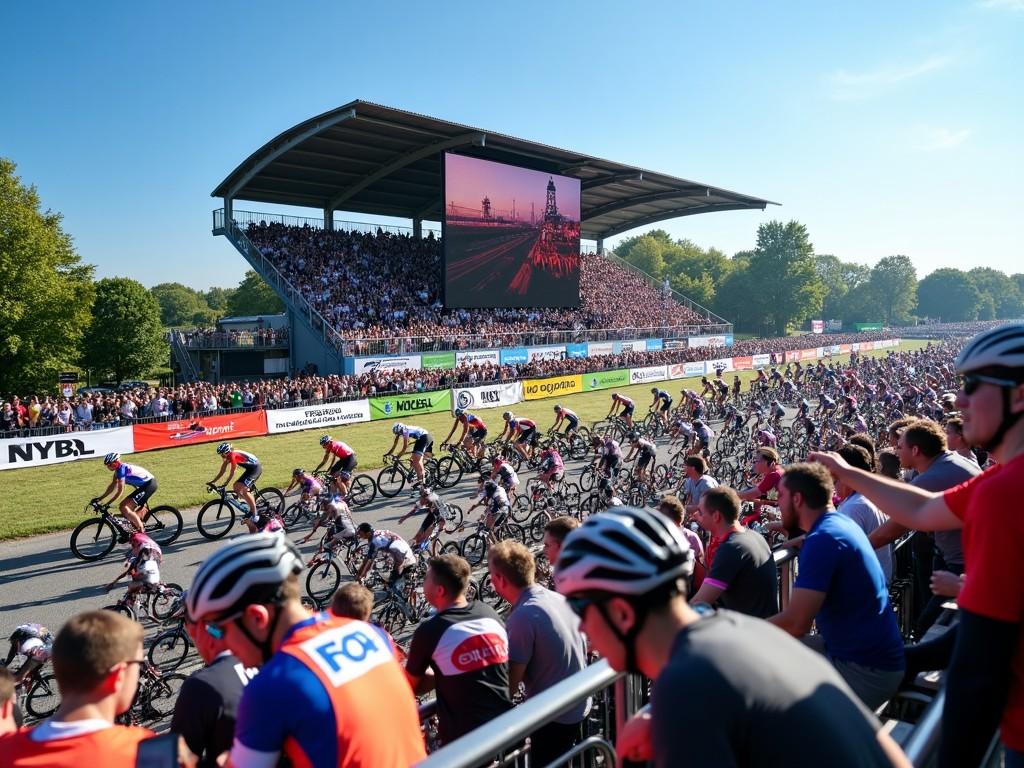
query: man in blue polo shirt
[{"left": 768, "top": 463, "right": 905, "bottom": 709}]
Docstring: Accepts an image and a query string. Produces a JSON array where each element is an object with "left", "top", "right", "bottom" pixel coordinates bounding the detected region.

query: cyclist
[
  {"left": 769, "top": 366, "right": 784, "bottom": 389},
  {"left": 3, "top": 624, "right": 53, "bottom": 687},
  {"left": 650, "top": 387, "right": 673, "bottom": 430},
  {"left": 301, "top": 495, "right": 356, "bottom": 549},
  {"left": 624, "top": 432, "right": 658, "bottom": 486},
  {"left": 699, "top": 377, "right": 715, "bottom": 400},
  {"left": 607, "top": 393, "right": 636, "bottom": 428},
  {"left": 468, "top": 479, "right": 511, "bottom": 536},
  {"left": 355, "top": 524, "right": 418, "bottom": 596},
  {"left": 551, "top": 404, "right": 580, "bottom": 438},
  {"left": 692, "top": 419, "right": 714, "bottom": 456},
  {"left": 95, "top": 453, "right": 155, "bottom": 533},
  {"left": 385, "top": 422, "right": 432, "bottom": 488},
  {"left": 769, "top": 399, "right": 786, "bottom": 428},
  {"left": 313, "top": 434, "right": 358, "bottom": 499},
  {"left": 398, "top": 486, "right": 448, "bottom": 550},
  {"left": 755, "top": 428, "right": 778, "bottom": 449},
  {"left": 442, "top": 409, "right": 488, "bottom": 460},
  {"left": 490, "top": 456, "right": 520, "bottom": 496},
  {"left": 104, "top": 532, "right": 162, "bottom": 599},
  {"left": 537, "top": 445, "right": 565, "bottom": 491},
  {"left": 714, "top": 376, "right": 730, "bottom": 405},
  {"left": 505, "top": 414, "right": 538, "bottom": 463},
  {"left": 185, "top": 534, "right": 425, "bottom": 767},
  {"left": 209, "top": 443, "right": 262, "bottom": 533},
  {"left": 731, "top": 375, "right": 743, "bottom": 400},
  {"left": 593, "top": 434, "right": 623, "bottom": 481},
  {"left": 283, "top": 467, "right": 324, "bottom": 507}
]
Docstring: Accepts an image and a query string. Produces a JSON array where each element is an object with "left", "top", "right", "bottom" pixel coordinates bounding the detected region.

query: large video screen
[{"left": 443, "top": 153, "right": 581, "bottom": 309}]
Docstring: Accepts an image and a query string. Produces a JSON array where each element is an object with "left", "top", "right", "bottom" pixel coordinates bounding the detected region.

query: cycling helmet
[
  {"left": 502, "top": 411, "right": 513, "bottom": 421},
  {"left": 319, "top": 435, "right": 331, "bottom": 446},
  {"left": 186, "top": 533, "right": 303, "bottom": 623},
  {"left": 216, "top": 442, "right": 231, "bottom": 455},
  {"left": 292, "top": 468, "right": 304, "bottom": 477},
  {"left": 483, "top": 480, "right": 498, "bottom": 495},
  {"left": 554, "top": 404, "right": 563, "bottom": 413},
  {"left": 626, "top": 432, "right": 639, "bottom": 443},
  {"left": 955, "top": 323, "right": 1024, "bottom": 373},
  {"left": 356, "top": 522, "right": 373, "bottom": 536},
  {"left": 9, "top": 625, "right": 39, "bottom": 644},
  {"left": 555, "top": 506, "right": 694, "bottom": 597},
  {"left": 650, "top": 387, "right": 659, "bottom": 394},
  {"left": 693, "top": 419, "right": 704, "bottom": 427},
  {"left": 103, "top": 452, "right": 120, "bottom": 466},
  {"left": 454, "top": 408, "right": 464, "bottom": 417},
  {"left": 392, "top": 423, "right": 404, "bottom": 435}
]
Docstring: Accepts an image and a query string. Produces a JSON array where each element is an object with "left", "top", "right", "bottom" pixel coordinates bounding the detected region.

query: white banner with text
[
  {"left": 265, "top": 400, "right": 371, "bottom": 435},
  {"left": 0, "top": 426, "right": 135, "bottom": 471},
  {"left": 452, "top": 382, "right": 524, "bottom": 412}
]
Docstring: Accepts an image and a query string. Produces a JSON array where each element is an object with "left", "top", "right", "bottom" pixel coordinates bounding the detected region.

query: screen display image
[{"left": 443, "top": 153, "right": 581, "bottom": 308}]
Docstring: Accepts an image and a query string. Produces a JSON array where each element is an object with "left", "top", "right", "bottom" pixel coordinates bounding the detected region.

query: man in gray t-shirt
[{"left": 680, "top": 455, "right": 719, "bottom": 516}]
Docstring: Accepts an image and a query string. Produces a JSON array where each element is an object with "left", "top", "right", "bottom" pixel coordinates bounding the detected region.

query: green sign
[
  {"left": 583, "top": 368, "right": 630, "bottom": 391},
  {"left": 854, "top": 322, "right": 883, "bottom": 331},
  {"left": 369, "top": 389, "right": 453, "bottom": 421},
  {"left": 421, "top": 352, "right": 456, "bottom": 369}
]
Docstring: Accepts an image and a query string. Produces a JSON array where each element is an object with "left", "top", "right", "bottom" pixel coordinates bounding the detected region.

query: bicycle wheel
[
  {"left": 282, "top": 501, "right": 306, "bottom": 528},
  {"left": 651, "top": 464, "right": 669, "bottom": 490},
  {"left": 501, "top": 522, "right": 526, "bottom": 544},
  {"left": 144, "top": 506, "right": 183, "bottom": 547},
  {"left": 439, "top": 540, "right": 462, "bottom": 557},
  {"left": 529, "top": 512, "right": 550, "bottom": 543},
  {"left": 434, "top": 456, "right": 463, "bottom": 489},
  {"left": 102, "top": 603, "right": 136, "bottom": 620},
  {"left": 578, "top": 465, "right": 596, "bottom": 492},
  {"left": 374, "top": 601, "right": 408, "bottom": 637},
  {"left": 70, "top": 517, "right": 118, "bottom": 561},
  {"left": 256, "top": 487, "right": 285, "bottom": 518},
  {"left": 509, "top": 495, "right": 532, "bottom": 524},
  {"left": 146, "top": 673, "right": 187, "bottom": 719},
  {"left": 305, "top": 559, "right": 342, "bottom": 602},
  {"left": 151, "top": 583, "right": 184, "bottom": 622},
  {"left": 347, "top": 474, "right": 376, "bottom": 507},
  {"left": 461, "top": 533, "right": 488, "bottom": 567},
  {"left": 147, "top": 627, "right": 192, "bottom": 672},
  {"left": 441, "top": 504, "right": 464, "bottom": 533},
  {"left": 479, "top": 573, "right": 508, "bottom": 612},
  {"left": 376, "top": 465, "right": 406, "bottom": 498},
  {"left": 25, "top": 673, "right": 60, "bottom": 719},
  {"left": 196, "top": 500, "right": 236, "bottom": 540}
]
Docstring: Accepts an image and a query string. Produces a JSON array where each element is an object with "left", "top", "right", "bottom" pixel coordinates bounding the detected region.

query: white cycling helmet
[
  {"left": 187, "top": 533, "right": 303, "bottom": 623},
  {"left": 392, "top": 423, "right": 405, "bottom": 435},
  {"left": 955, "top": 323, "right": 1024, "bottom": 373},
  {"left": 216, "top": 442, "right": 231, "bottom": 455}
]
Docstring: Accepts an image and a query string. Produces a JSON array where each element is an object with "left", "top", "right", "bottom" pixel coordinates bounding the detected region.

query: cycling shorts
[
  {"left": 330, "top": 454, "right": 357, "bottom": 478},
  {"left": 562, "top": 417, "right": 579, "bottom": 432},
  {"left": 486, "top": 505, "right": 509, "bottom": 527},
  {"left": 417, "top": 507, "right": 441, "bottom": 535},
  {"left": 601, "top": 457, "right": 621, "bottom": 476},
  {"left": 128, "top": 477, "right": 158, "bottom": 507},
  {"left": 659, "top": 398, "right": 673, "bottom": 413},
  {"left": 469, "top": 426, "right": 487, "bottom": 443},
  {"left": 237, "top": 464, "right": 262, "bottom": 490},
  {"left": 412, "top": 433, "right": 433, "bottom": 456},
  {"left": 516, "top": 427, "right": 536, "bottom": 445},
  {"left": 539, "top": 468, "right": 564, "bottom": 483},
  {"left": 637, "top": 451, "right": 656, "bottom": 470},
  {"left": 621, "top": 404, "right": 635, "bottom": 418},
  {"left": 329, "top": 516, "right": 356, "bottom": 541}
]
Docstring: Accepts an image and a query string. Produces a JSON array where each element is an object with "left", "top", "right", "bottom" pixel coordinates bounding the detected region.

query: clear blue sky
[{"left": 3, "top": 0, "right": 1021, "bottom": 290}]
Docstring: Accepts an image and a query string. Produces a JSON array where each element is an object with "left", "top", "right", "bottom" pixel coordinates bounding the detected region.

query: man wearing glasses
[
  {"left": 811, "top": 322, "right": 1024, "bottom": 768},
  {"left": 0, "top": 610, "right": 154, "bottom": 766}
]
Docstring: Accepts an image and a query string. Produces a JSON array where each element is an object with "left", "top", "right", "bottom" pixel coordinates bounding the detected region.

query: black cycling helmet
[
  {"left": 483, "top": 480, "right": 498, "bottom": 495},
  {"left": 356, "top": 522, "right": 373, "bottom": 536},
  {"left": 292, "top": 468, "right": 304, "bottom": 477},
  {"left": 554, "top": 404, "right": 563, "bottom": 412},
  {"left": 627, "top": 432, "right": 639, "bottom": 442}
]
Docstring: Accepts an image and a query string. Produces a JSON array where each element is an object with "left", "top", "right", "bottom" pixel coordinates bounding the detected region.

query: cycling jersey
[
  {"left": 599, "top": 440, "right": 622, "bottom": 460},
  {"left": 558, "top": 409, "right": 579, "bottom": 424},
  {"left": 612, "top": 395, "right": 634, "bottom": 407},
  {"left": 226, "top": 451, "right": 259, "bottom": 468},
  {"left": 324, "top": 440, "right": 354, "bottom": 459},
  {"left": 367, "top": 531, "right": 415, "bottom": 570},
  {"left": 512, "top": 418, "right": 536, "bottom": 431},
  {"left": 695, "top": 425, "right": 714, "bottom": 444},
  {"left": 113, "top": 463, "right": 154, "bottom": 487},
  {"left": 300, "top": 476, "right": 324, "bottom": 494},
  {"left": 231, "top": 614, "right": 425, "bottom": 768},
  {"left": 653, "top": 389, "right": 670, "bottom": 402},
  {"left": 400, "top": 426, "right": 428, "bottom": 440},
  {"left": 540, "top": 451, "right": 565, "bottom": 473},
  {"left": 483, "top": 486, "right": 511, "bottom": 512},
  {"left": 636, "top": 438, "right": 657, "bottom": 456},
  {"left": 496, "top": 465, "right": 519, "bottom": 486},
  {"left": 461, "top": 413, "right": 486, "bottom": 429}
]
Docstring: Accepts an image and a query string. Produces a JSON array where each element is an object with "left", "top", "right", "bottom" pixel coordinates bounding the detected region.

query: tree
[
  {"left": 226, "top": 270, "right": 284, "bottom": 316},
  {"left": 204, "top": 286, "right": 233, "bottom": 312},
  {"left": 0, "top": 158, "right": 95, "bottom": 395},
  {"left": 916, "top": 268, "right": 981, "bottom": 322},
  {"left": 967, "top": 267, "right": 1023, "bottom": 319},
  {"left": 815, "top": 254, "right": 871, "bottom": 321},
  {"left": 839, "top": 282, "right": 883, "bottom": 327},
  {"left": 83, "top": 278, "right": 167, "bottom": 383},
  {"left": 868, "top": 255, "right": 917, "bottom": 325},
  {"left": 151, "top": 282, "right": 207, "bottom": 327},
  {"left": 621, "top": 236, "right": 666, "bottom": 279}
]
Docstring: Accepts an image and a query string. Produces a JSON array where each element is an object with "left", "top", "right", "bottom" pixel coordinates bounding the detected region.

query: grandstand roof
[{"left": 212, "top": 100, "right": 777, "bottom": 241}]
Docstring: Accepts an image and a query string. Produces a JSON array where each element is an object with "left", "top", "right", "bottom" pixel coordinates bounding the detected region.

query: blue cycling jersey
[
  {"left": 653, "top": 389, "right": 670, "bottom": 401},
  {"left": 114, "top": 463, "right": 154, "bottom": 487}
]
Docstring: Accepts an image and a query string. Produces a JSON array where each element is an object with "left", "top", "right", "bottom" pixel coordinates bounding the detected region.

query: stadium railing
[{"left": 175, "top": 331, "right": 289, "bottom": 350}]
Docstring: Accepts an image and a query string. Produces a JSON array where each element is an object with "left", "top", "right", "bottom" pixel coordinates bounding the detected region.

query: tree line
[{"left": 615, "top": 223, "right": 1024, "bottom": 335}]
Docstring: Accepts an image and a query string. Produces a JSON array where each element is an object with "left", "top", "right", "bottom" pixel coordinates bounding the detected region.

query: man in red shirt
[
  {"left": 737, "top": 448, "right": 784, "bottom": 527},
  {"left": 812, "top": 322, "right": 1024, "bottom": 768}
]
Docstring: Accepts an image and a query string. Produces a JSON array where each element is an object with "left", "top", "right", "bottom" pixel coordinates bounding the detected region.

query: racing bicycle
[{"left": 70, "top": 499, "right": 183, "bottom": 562}]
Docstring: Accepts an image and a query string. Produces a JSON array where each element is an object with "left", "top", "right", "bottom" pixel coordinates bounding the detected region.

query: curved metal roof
[{"left": 212, "top": 100, "right": 777, "bottom": 241}]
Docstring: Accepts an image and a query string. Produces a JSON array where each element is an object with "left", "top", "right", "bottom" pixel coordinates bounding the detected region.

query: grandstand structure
[{"left": 203, "top": 100, "right": 775, "bottom": 379}]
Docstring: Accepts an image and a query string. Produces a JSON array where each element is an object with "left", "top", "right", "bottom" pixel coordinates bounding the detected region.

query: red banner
[
  {"left": 732, "top": 356, "right": 754, "bottom": 371},
  {"left": 839, "top": 344, "right": 851, "bottom": 353},
  {"left": 800, "top": 348, "right": 817, "bottom": 361},
  {"left": 132, "top": 410, "right": 268, "bottom": 452}
]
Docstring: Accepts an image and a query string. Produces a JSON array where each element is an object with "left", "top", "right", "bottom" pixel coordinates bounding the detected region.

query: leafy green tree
[
  {"left": 204, "top": 286, "right": 233, "bottom": 312},
  {"left": 868, "top": 255, "right": 917, "bottom": 325},
  {"left": 621, "top": 236, "right": 666, "bottom": 278},
  {"left": 0, "top": 158, "right": 95, "bottom": 395},
  {"left": 967, "top": 267, "right": 1023, "bottom": 319},
  {"left": 151, "top": 282, "right": 205, "bottom": 327},
  {"left": 226, "top": 270, "right": 284, "bottom": 316},
  {"left": 838, "top": 282, "right": 883, "bottom": 328},
  {"left": 83, "top": 278, "right": 167, "bottom": 383},
  {"left": 670, "top": 271, "right": 715, "bottom": 308},
  {"left": 816, "top": 254, "right": 871, "bottom": 321},
  {"left": 742, "top": 221, "right": 826, "bottom": 335},
  {"left": 916, "top": 268, "right": 981, "bottom": 322}
]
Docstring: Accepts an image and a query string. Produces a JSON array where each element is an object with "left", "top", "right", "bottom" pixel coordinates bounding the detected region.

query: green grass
[{"left": 0, "top": 340, "right": 932, "bottom": 540}]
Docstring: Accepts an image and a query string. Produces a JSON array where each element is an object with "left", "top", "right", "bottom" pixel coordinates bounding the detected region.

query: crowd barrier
[{"left": 0, "top": 340, "right": 900, "bottom": 471}]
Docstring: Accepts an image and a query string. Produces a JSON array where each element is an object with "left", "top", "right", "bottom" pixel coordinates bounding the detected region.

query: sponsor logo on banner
[
  {"left": 587, "top": 342, "right": 614, "bottom": 357},
  {"left": 860, "top": 342, "right": 874, "bottom": 351},
  {"left": 733, "top": 356, "right": 754, "bottom": 371},
  {"left": 827, "top": 345, "right": 841, "bottom": 355},
  {"left": 665, "top": 340, "right": 687, "bottom": 351},
  {"left": 669, "top": 362, "right": 706, "bottom": 379},
  {"left": 705, "top": 358, "right": 734, "bottom": 375},
  {"left": 812, "top": 320, "right": 824, "bottom": 334},
  {"left": 839, "top": 344, "right": 851, "bottom": 353},
  {"left": 583, "top": 369, "right": 630, "bottom": 391},
  {"left": 500, "top": 348, "right": 528, "bottom": 365},
  {"left": 527, "top": 346, "right": 566, "bottom": 362},
  {"left": 421, "top": 352, "right": 456, "bottom": 370},
  {"left": 725, "top": 334, "right": 734, "bottom": 347},
  {"left": 851, "top": 343, "right": 860, "bottom": 352},
  {"left": 455, "top": 349, "right": 500, "bottom": 367},
  {"left": 752, "top": 354, "right": 771, "bottom": 368},
  {"left": 800, "top": 349, "right": 818, "bottom": 361},
  {"left": 688, "top": 335, "right": 728, "bottom": 349},
  {"left": 352, "top": 355, "right": 422, "bottom": 375},
  {"left": 453, "top": 382, "right": 523, "bottom": 411},
  {"left": 369, "top": 390, "right": 453, "bottom": 421},
  {"left": 133, "top": 410, "right": 267, "bottom": 452},
  {"left": 1, "top": 426, "right": 135, "bottom": 471},
  {"left": 566, "top": 343, "right": 588, "bottom": 359},
  {"left": 266, "top": 400, "right": 371, "bottom": 434},
  {"left": 523, "top": 375, "right": 583, "bottom": 401},
  {"left": 614, "top": 340, "right": 645, "bottom": 354},
  {"left": 816, "top": 347, "right": 825, "bottom": 358},
  {"left": 629, "top": 365, "right": 668, "bottom": 384},
  {"left": 646, "top": 338, "right": 664, "bottom": 352}
]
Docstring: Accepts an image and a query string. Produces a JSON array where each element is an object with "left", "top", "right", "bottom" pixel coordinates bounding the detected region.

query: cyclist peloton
[
  {"left": 551, "top": 404, "right": 580, "bottom": 438},
  {"left": 625, "top": 433, "right": 659, "bottom": 486},
  {"left": 95, "top": 453, "right": 156, "bottom": 533},
  {"left": 442, "top": 409, "right": 488, "bottom": 460},
  {"left": 284, "top": 467, "right": 324, "bottom": 507},
  {"left": 650, "top": 387, "right": 673, "bottom": 429},
  {"left": 209, "top": 443, "right": 262, "bottom": 533},
  {"left": 607, "top": 393, "right": 636, "bottom": 428},
  {"left": 4, "top": 624, "right": 53, "bottom": 687},
  {"left": 313, "top": 435, "right": 357, "bottom": 500},
  {"left": 385, "top": 422, "right": 433, "bottom": 489}
]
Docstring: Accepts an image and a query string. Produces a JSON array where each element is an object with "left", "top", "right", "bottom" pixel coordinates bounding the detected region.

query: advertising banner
[
  {"left": 527, "top": 346, "right": 566, "bottom": 362},
  {"left": 614, "top": 340, "right": 646, "bottom": 354},
  {"left": 664, "top": 340, "right": 687, "bottom": 351},
  {"left": 726, "top": 334, "right": 734, "bottom": 347},
  {"left": 352, "top": 355, "right": 422, "bottom": 375},
  {"left": 629, "top": 365, "right": 668, "bottom": 384},
  {"left": 812, "top": 320, "right": 824, "bottom": 334},
  {"left": 265, "top": 400, "right": 371, "bottom": 435},
  {"left": 800, "top": 349, "right": 818, "bottom": 361},
  {"left": 705, "top": 358, "right": 734, "bottom": 375},
  {"left": 855, "top": 323, "right": 883, "bottom": 331},
  {"left": 455, "top": 349, "right": 500, "bottom": 367},
  {"left": 816, "top": 347, "right": 825, "bottom": 358},
  {"left": 587, "top": 342, "right": 615, "bottom": 357},
  {"left": 688, "top": 335, "right": 728, "bottom": 349},
  {"left": 500, "top": 348, "right": 528, "bottom": 365},
  {"left": 523, "top": 374, "right": 583, "bottom": 401},
  {"left": 1, "top": 426, "right": 135, "bottom": 471},
  {"left": 566, "top": 343, "right": 588, "bottom": 359},
  {"left": 133, "top": 411, "right": 267, "bottom": 453},
  {"left": 369, "top": 390, "right": 452, "bottom": 421},
  {"left": 583, "top": 369, "right": 630, "bottom": 391},
  {"left": 669, "top": 362, "right": 706, "bottom": 379},
  {"left": 421, "top": 352, "right": 456, "bottom": 370},
  {"left": 827, "top": 345, "right": 841, "bottom": 355},
  {"left": 839, "top": 344, "right": 851, "bottom": 354},
  {"left": 860, "top": 341, "right": 874, "bottom": 351},
  {"left": 732, "top": 356, "right": 754, "bottom": 371},
  {"left": 645, "top": 338, "right": 664, "bottom": 352},
  {"left": 452, "top": 382, "right": 524, "bottom": 411},
  {"left": 752, "top": 354, "right": 771, "bottom": 368}
]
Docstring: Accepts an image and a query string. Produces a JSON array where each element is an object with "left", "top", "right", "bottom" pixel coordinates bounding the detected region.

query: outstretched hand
[{"left": 807, "top": 450, "right": 849, "bottom": 474}]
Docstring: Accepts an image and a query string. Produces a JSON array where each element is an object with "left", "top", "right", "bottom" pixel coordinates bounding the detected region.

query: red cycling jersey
[{"left": 325, "top": 440, "right": 354, "bottom": 459}]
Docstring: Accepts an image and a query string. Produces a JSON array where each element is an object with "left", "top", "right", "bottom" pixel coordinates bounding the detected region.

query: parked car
[
  {"left": 117, "top": 380, "right": 150, "bottom": 392},
  {"left": 77, "top": 386, "right": 116, "bottom": 396}
]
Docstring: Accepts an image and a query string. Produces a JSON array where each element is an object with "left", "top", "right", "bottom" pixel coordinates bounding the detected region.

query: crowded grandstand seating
[
  {"left": 178, "top": 327, "right": 289, "bottom": 348},
  {"left": 244, "top": 222, "right": 708, "bottom": 342}
]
